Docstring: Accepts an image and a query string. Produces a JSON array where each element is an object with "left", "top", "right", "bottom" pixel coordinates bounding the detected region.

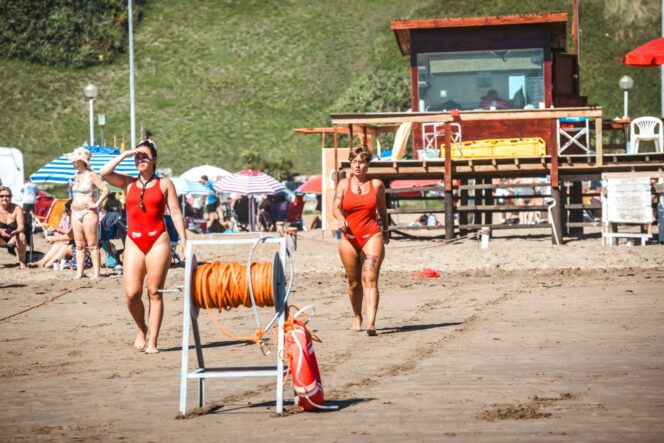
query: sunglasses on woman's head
[{"left": 138, "top": 140, "right": 156, "bottom": 149}]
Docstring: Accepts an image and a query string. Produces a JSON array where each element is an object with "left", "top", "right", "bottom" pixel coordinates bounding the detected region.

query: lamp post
[
  {"left": 84, "top": 83, "right": 98, "bottom": 145},
  {"left": 98, "top": 114, "right": 106, "bottom": 147},
  {"left": 619, "top": 75, "right": 634, "bottom": 119}
]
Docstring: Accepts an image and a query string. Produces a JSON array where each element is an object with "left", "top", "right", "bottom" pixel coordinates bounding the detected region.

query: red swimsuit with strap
[
  {"left": 342, "top": 177, "right": 382, "bottom": 250},
  {"left": 126, "top": 177, "right": 166, "bottom": 255}
]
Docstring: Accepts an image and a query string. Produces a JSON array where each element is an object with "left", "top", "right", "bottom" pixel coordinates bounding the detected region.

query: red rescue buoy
[{"left": 285, "top": 317, "right": 325, "bottom": 411}]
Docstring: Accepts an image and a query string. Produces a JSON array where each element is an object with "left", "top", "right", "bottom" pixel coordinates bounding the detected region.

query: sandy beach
[{"left": 1, "top": 229, "right": 663, "bottom": 442}]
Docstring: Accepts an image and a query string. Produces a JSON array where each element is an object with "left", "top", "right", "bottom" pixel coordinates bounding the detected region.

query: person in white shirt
[{"left": 21, "top": 178, "right": 38, "bottom": 214}]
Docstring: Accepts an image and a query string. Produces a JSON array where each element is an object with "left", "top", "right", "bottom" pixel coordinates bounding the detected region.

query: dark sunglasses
[
  {"left": 138, "top": 174, "right": 156, "bottom": 211},
  {"left": 139, "top": 188, "right": 147, "bottom": 211},
  {"left": 0, "top": 194, "right": 11, "bottom": 198}
]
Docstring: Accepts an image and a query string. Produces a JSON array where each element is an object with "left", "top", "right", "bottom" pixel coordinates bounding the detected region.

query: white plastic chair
[{"left": 629, "top": 116, "right": 663, "bottom": 153}]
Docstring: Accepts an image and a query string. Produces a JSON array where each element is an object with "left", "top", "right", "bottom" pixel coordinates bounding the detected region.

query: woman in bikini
[
  {"left": 0, "top": 186, "right": 27, "bottom": 269},
  {"left": 66, "top": 147, "right": 109, "bottom": 279},
  {"left": 101, "top": 140, "right": 186, "bottom": 354},
  {"left": 333, "top": 146, "right": 389, "bottom": 336}
]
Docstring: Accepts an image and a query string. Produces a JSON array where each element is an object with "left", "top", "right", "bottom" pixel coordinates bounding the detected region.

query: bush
[
  {"left": 330, "top": 67, "right": 411, "bottom": 113},
  {"left": 0, "top": 0, "right": 145, "bottom": 68}
]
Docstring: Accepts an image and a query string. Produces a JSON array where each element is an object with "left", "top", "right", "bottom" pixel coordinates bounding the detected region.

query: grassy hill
[{"left": 0, "top": 0, "right": 660, "bottom": 177}]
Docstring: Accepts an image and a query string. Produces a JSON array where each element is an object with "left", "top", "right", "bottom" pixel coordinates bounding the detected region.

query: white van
[{"left": 0, "top": 147, "right": 24, "bottom": 204}]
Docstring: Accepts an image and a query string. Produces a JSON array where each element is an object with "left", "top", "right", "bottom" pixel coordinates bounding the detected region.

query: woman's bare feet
[
  {"left": 133, "top": 331, "right": 147, "bottom": 351},
  {"left": 351, "top": 315, "right": 363, "bottom": 332},
  {"left": 144, "top": 346, "right": 159, "bottom": 354}
]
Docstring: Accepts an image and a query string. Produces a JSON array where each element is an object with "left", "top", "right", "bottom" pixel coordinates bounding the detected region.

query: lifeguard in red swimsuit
[
  {"left": 333, "top": 146, "right": 389, "bottom": 336},
  {"left": 101, "top": 140, "right": 186, "bottom": 354}
]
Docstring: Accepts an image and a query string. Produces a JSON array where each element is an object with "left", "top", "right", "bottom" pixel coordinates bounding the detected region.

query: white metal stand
[{"left": 179, "top": 237, "right": 288, "bottom": 415}]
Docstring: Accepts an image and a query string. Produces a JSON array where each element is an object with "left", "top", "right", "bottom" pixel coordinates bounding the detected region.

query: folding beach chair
[
  {"left": 37, "top": 198, "right": 68, "bottom": 230},
  {"left": 99, "top": 211, "right": 125, "bottom": 269},
  {"left": 164, "top": 214, "right": 182, "bottom": 265}
]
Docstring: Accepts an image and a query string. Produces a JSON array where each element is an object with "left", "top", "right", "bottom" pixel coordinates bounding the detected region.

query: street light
[
  {"left": 98, "top": 114, "right": 106, "bottom": 147},
  {"left": 84, "top": 83, "right": 98, "bottom": 145},
  {"left": 619, "top": 75, "right": 634, "bottom": 119}
]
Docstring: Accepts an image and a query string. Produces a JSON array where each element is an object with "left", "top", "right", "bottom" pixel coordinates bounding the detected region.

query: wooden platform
[
  {"left": 324, "top": 109, "right": 664, "bottom": 243},
  {"left": 340, "top": 153, "right": 664, "bottom": 180}
]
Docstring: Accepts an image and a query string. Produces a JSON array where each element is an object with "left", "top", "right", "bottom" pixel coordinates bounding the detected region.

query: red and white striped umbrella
[{"left": 213, "top": 169, "right": 286, "bottom": 195}]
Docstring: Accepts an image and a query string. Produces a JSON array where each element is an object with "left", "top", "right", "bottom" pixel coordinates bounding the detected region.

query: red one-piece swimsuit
[
  {"left": 342, "top": 177, "right": 382, "bottom": 250},
  {"left": 126, "top": 178, "right": 166, "bottom": 255}
]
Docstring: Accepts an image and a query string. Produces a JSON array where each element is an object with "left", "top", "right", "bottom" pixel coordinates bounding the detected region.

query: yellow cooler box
[{"left": 447, "top": 137, "right": 546, "bottom": 159}]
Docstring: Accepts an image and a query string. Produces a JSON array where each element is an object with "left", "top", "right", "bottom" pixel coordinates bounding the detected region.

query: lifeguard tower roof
[{"left": 391, "top": 13, "right": 568, "bottom": 56}]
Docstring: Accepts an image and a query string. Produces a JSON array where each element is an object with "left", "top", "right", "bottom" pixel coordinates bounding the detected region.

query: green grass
[{"left": 0, "top": 0, "right": 660, "bottom": 177}]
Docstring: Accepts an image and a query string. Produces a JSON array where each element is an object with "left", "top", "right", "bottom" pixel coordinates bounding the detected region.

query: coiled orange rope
[{"left": 192, "top": 261, "right": 274, "bottom": 348}]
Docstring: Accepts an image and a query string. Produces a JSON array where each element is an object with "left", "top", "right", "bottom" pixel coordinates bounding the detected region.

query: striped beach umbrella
[
  {"left": 30, "top": 145, "right": 139, "bottom": 184},
  {"left": 213, "top": 170, "right": 286, "bottom": 195},
  {"left": 213, "top": 170, "right": 286, "bottom": 231}
]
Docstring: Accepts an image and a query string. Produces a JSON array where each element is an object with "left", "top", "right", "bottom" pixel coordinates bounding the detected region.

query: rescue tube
[{"left": 284, "top": 307, "right": 337, "bottom": 411}]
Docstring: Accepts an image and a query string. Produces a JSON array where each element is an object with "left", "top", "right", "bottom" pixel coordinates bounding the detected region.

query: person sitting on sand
[
  {"left": 0, "top": 186, "right": 27, "bottom": 269},
  {"left": 29, "top": 201, "right": 74, "bottom": 268},
  {"left": 333, "top": 146, "right": 390, "bottom": 336}
]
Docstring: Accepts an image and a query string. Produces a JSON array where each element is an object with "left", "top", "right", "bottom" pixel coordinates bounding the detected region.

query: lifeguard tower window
[{"left": 416, "top": 48, "right": 545, "bottom": 112}]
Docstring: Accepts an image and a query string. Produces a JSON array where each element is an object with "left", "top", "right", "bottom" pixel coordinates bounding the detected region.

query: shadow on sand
[
  {"left": 377, "top": 321, "right": 463, "bottom": 335},
  {"left": 160, "top": 339, "right": 258, "bottom": 353}
]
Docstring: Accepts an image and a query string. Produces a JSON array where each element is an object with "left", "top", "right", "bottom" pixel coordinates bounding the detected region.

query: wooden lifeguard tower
[{"left": 303, "top": 12, "right": 664, "bottom": 243}]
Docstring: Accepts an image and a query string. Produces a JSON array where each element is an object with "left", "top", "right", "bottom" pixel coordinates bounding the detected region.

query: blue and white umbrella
[{"left": 30, "top": 145, "right": 139, "bottom": 184}]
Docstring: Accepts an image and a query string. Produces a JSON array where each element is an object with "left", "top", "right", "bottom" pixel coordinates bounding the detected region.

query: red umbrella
[
  {"left": 623, "top": 37, "right": 664, "bottom": 67},
  {"left": 295, "top": 175, "right": 322, "bottom": 194}
]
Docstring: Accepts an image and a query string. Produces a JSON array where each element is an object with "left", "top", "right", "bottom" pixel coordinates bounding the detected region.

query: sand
[{"left": 1, "top": 229, "right": 663, "bottom": 442}]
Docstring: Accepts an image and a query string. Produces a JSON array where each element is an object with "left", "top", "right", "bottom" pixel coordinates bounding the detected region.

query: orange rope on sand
[{"left": 192, "top": 261, "right": 274, "bottom": 347}]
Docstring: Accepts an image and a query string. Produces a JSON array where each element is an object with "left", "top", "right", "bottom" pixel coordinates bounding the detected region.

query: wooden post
[
  {"left": 551, "top": 187, "right": 564, "bottom": 245},
  {"left": 569, "top": 180, "right": 583, "bottom": 236},
  {"left": 485, "top": 178, "right": 494, "bottom": 225},
  {"left": 459, "top": 178, "right": 468, "bottom": 235},
  {"left": 595, "top": 117, "right": 603, "bottom": 166},
  {"left": 472, "top": 179, "right": 482, "bottom": 227},
  {"left": 560, "top": 181, "right": 568, "bottom": 236},
  {"left": 444, "top": 123, "right": 454, "bottom": 239},
  {"left": 550, "top": 136, "right": 562, "bottom": 244},
  {"left": 333, "top": 128, "right": 339, "bottom": 188}
]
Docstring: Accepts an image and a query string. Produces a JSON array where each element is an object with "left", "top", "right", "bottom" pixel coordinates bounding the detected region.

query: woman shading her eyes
[{"left": 101, "top": 140, "right": 186, "bottom": 354}]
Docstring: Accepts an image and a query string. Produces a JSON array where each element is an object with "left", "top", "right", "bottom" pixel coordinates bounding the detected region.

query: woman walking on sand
[
  {"left": 101, "top": 140, "right": 186, "bottom": 354},
  {"left": 66, "top": 147, "right": 109, "bottom": 279},
  {"left": 333, "top": 146, "right": 389, "bottom": 336}
]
